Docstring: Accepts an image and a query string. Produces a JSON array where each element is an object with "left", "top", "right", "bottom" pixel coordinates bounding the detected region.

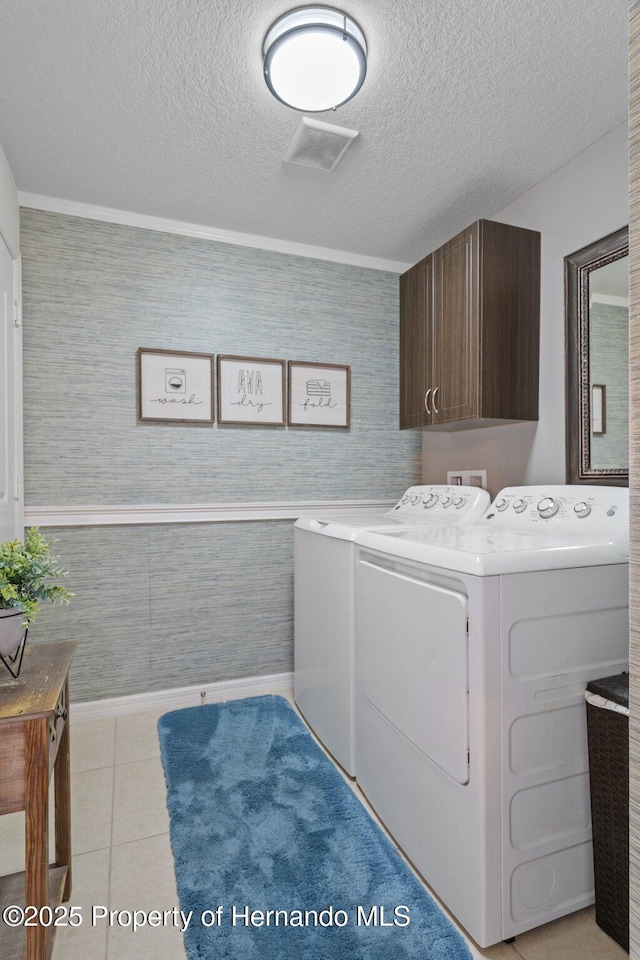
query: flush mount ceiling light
[{"left": 263, "top": 7, "right": 367, "bottom": 112}]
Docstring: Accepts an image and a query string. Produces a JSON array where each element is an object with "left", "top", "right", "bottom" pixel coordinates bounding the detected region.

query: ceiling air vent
[{"left": 283, "top": 117, "right": 359, "bottom": 172}]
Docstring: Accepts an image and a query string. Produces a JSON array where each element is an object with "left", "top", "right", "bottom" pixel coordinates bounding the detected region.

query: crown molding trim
[{"left": 18, "top": 193, "right": 411, "bottom": 274}]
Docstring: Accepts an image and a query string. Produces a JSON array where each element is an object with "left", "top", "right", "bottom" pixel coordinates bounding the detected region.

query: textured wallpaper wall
[
  {"left": 20, "top": 209, "right": 421, "bottom": 700},
  {"left": 21, "top": 209, "right": 420, "bottom": 506},
  {"left": 29, "top": 522, "right": 294, "bottom": 702}
]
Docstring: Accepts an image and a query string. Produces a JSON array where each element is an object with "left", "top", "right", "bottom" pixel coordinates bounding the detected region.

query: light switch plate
[{"left": 447, "top": 469, "right": 488, "bottom": 489}]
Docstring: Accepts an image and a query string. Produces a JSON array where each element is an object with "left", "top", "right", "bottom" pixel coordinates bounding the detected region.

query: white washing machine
[
  {"left": 293, "top": 484, "right": 490, "bottom": 776},
  {"left": 354, "top": 485, "right": 629, "bottom": 947}
]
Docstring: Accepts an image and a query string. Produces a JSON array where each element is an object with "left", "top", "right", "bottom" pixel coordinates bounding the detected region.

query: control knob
[
  {"left": 453, "top": 497, "right": 465, "bottom": 508},
  {"left": 422, "top": 494, "right": 438, "bottom": 508},
  {"left": 574, "top": 502, "right": 591, "bottom": 519},
  {"left": 410, "top": 495, "right": 421, "bottom": 505},
  {"left": 495, "top": 498, "right": 509, "bottom": 512},
  {"left": 440, "top": 496, "right": 452, "bottom": 508},
  {"left": 537, "top": 497, "right": 560, "bottom": 519},
  {"left": 513, "top": 499, "right": 527, "bottom": 514}
]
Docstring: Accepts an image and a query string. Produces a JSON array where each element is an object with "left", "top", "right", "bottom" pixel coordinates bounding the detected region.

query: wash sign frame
[{"left": 137, "top": 347, "right": 214, "bottom": 424}]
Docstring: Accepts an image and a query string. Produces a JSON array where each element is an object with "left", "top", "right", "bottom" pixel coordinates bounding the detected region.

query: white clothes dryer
[
  {"left": 293, "top": 484, "right": 490, "bottom": 775},
  {"left": 354, "top": 485, "right": 629, "bottom": 947}
]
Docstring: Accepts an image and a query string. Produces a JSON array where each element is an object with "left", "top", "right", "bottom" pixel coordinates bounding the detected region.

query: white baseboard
[{"left": 71, "top": 671, "right": 294, "bottom": 721}]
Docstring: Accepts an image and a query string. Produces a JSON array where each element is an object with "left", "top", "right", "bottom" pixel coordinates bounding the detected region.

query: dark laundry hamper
[{"left": 585, "top": 672, "right": 629, "bottom": 952}]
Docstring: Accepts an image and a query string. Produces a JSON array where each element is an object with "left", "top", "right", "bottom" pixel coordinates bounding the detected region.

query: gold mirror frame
[{"left": 565, "top": 226, "right": 629, "bottom": 486}]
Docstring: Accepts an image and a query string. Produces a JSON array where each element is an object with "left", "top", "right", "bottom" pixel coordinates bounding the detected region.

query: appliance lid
[
  {"left": 294, "top": 510, "right": 481, "bottom": 541},
  {"left": 356, "top": 524, "right": 628, "bottom": 574},
  {"left": 295, "top": 512, "right": 410, "bottom": 541}
]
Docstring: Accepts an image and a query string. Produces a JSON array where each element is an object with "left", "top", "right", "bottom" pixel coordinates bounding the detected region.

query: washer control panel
[
  {"left": 388, "top": 485, "right": 490, "bottom": 523},
  {"left": 483, "top": 485, "right": 629, "bottom": 540}
]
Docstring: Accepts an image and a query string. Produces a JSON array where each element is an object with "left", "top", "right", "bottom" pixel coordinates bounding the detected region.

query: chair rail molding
[{"left": 25, "top": 499, "right": 396, "bottom": 528}]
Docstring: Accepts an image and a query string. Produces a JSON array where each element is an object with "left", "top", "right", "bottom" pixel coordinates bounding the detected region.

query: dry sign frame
[
  {"left": 217, "top": 355, "right": 286, "bottom": 425},
  {"left": 137, "top": 347, "right": 214, "bottom": 424}
]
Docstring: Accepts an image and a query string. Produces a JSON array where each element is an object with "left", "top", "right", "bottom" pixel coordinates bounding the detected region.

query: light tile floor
[{"left": 0, "top": 695, "right": 629, "bottom": 960}]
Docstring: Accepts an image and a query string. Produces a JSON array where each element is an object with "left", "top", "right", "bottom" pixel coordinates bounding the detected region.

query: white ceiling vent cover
[{"left": 283, "top": 117, "right": 359, "bottom": 172}]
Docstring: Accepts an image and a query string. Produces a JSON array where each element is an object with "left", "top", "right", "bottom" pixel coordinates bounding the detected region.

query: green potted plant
[{"left": 0, "top": 527, "right": 73, "bottom": 659}]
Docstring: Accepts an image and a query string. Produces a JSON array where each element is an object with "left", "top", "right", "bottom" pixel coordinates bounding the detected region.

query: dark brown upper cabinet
[{"left": 399, "top": 219, "right": 540, "bottom": 430}]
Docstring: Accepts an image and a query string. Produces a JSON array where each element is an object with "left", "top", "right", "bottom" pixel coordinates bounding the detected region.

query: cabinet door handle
[
  {"left": 432, "top": 387, "right": 439, "bottom": 414},
  {"left": 424, "top": 389, "right": 431, "bottom": 415}
]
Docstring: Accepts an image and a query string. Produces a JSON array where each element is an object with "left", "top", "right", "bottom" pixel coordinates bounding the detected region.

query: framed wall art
[
  {"left": 592, "top": 384, "right": 606, "bottom": 435},
  {"left": 137, "top": 347, "right": 214, "bottom": 424},
  {"left": 217, "top": 355, "right": 286, "bottom": 425},
  {"left": 288, "top": 361, "right": 350, "bottom": 428}
]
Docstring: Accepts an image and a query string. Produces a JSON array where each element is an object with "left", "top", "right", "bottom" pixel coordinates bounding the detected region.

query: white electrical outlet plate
[{"left": 447, "top": 469, "right": 488, "bottom": 490}]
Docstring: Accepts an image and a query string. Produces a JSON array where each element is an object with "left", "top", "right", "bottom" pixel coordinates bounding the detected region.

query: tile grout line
[
  {"left": 109, "top": 829, "right": 171, "bottom": 850},
  {"left": 110, "top": 752, "right": 161, "bottom": 768},
  {"left": 512, "top": 939, "right": 528, "bottom": 960}
]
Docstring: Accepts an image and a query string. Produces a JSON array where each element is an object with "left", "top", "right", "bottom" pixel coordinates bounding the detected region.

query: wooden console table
[{"left": 0, "top": 640, "right": 76, "bottom": 960}]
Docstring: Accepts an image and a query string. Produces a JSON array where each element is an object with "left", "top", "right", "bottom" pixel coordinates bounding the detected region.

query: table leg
[
  {"left": 54, "top": 678, "right": 72, "bottom": 901},
  {"left": 24, "top": 716, "right": 49, "bottom": 960}
]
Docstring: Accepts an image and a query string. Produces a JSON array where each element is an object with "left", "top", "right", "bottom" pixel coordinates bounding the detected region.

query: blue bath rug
[{"left": 158, "top": 695, "right": 471, "bottom": 960}]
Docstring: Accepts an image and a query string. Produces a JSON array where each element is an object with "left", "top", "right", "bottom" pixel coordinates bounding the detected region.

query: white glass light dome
[{"left": 263, "top": 7, "right": 367, "bottom": 112}]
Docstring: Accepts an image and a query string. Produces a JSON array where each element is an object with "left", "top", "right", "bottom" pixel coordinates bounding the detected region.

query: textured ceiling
[{"left": 0, "top": 0, "right": 629, "bottom": 267}]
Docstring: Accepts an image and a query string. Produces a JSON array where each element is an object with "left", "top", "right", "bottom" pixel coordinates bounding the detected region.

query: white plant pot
[{"left": 0, "top": 608, "right": 26, "bottom": 657}]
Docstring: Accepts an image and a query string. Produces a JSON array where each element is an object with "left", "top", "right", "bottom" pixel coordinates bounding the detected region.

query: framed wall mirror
[{"left": 565, "top": 226, "right": 629, "bottom": 485}]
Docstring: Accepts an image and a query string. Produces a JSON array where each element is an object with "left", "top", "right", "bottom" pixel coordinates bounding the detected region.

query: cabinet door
[
  {"left": 433, "top": 225, "right": 478, "bottom": 423},
  {"left": 399, "top": 255, "right": 432, "bottom": 428}
]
